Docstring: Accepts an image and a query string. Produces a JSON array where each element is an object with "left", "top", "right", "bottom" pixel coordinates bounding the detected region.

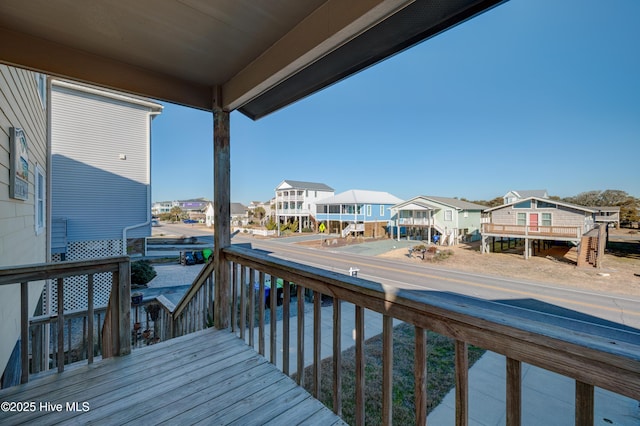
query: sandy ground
[{"left": 377, "top": 229, "right": 640, "bottom": 298}]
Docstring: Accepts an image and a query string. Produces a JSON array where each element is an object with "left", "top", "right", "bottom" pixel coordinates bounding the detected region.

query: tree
[
  {"left": 253, "top": 206, "right": 266, "bottom": 223},
  {"left": 169, "top": 206, "right": 184, "bottom": 222},
  {"left": 265, "top": 218, "right": 277, "bottom": 230},
  {"left": 599, "top": 190, "right": 629, "bottom": 206},
  {"left": 485, "top": 196, "right": 504, "bottom": 208},
  {"left": 564, "top": 190, "right": 601, "bottom": 207},
  {"left": 564, "top": 189, "right": 633, "bottom": 207}
]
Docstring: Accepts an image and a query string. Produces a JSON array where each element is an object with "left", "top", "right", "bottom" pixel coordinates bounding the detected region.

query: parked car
[
  {"left": 151, "top": 219, "right": 160, "bottom": 227},
  {"left": 180, "top": 251, "right": 195, "bottom": 266},
  {"left": 183, "top": 219, "right": 197, "bottom": 224}
]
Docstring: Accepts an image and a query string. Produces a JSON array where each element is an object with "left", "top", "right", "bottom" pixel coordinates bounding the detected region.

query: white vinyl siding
[{"left": 51, "top": 83, "right": 155, "bottom": 241}]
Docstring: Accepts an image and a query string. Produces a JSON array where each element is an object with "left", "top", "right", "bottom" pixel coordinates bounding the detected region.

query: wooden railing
[
  {"left": 137, "top": 259, "right": 216, "bottom": 342},
  {"left": 221, "top": 245, "right": 640, "bottom": 425},
  {"left": 0, "top": 256, "right": 130, "bottom": 384},
  {"left": 483, "top": 223, "right": 581, "bottom": 238},
  {"left": 168, "top": 258, "right": 215, "bottom": 336}
]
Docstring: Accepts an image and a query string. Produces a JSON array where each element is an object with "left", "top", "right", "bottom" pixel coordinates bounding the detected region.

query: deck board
[{"left": 0, "top": 328, "right": 346, "bottom": 425}]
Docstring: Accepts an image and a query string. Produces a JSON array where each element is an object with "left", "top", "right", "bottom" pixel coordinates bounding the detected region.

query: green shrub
[
  {"left": 265, "top": 218, "right": 278, "bottom": 230},
  {"left": 131, "top": 260, "right": 157, "bottom": 285}
]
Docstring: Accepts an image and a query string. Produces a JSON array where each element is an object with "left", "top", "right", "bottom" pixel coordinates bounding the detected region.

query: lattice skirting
[{"left": 47, "top": 240, "right": 124, "bottom": 313}]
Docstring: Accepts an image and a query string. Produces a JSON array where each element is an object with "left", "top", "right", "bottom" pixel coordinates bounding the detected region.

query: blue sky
[{"left": 151, "top": 0, "right": 640, "bottom": 205}]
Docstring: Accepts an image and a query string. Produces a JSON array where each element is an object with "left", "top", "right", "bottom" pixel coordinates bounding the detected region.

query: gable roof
[
  {"left": 276, "top": 180, "right": 334, "bottom": 192},
  {"left": 504, "top": 189, "right": 548, "bottom": 199},
  {"left": 230, "top": 203, "right": 248, "bottom": 215},
  {"left": 485, "top": 196, "right": 597, "bottom": 213},
  {"left": 0, "top": 0, "right": 505, "bottom": 119},
  {"left": 316, "top": 190, "right": 403, "bottom": 205},
  {"left": 392, "top": 196, "right": 486, "bottom": 211}
]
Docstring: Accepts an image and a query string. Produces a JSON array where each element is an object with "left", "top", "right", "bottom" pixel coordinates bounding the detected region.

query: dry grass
[{"left": 295, "top": 323, "right": 485, "bottom": 425}]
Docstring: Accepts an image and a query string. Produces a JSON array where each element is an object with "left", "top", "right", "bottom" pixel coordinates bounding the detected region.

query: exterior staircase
[
  {"left": 341, "top": 223, "right": 365, "bottom": 238},
  {"left": 577, "top": 225, "right": 606, "bottom": 268}
]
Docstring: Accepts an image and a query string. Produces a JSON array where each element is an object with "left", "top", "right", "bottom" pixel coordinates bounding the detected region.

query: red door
[{"left": 529, "top": 213, "right": 539, "bottom": 232}]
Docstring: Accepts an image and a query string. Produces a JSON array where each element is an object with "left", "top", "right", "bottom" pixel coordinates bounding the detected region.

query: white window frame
[
  {"left": 366, "top": 205, "right": 372, "bottom": 217},
  {"left": 444, "top": 210, "right": 453, "bottom": 221},
  {"left": 380, "top": 205, "right": 385, "bottom": 216},
  {"left": 541, "top": 212, "right": 552, "bottom": 226},
  {"left": 35, "top": 164, "right": 45, "bottom": 235}
]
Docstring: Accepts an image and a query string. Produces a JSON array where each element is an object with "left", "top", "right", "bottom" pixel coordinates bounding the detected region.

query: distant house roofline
[
  {"left": 275, "top": 180, "right": 334, "bottom": 192},
  {"left": 392, "top": 195, "right": 486, "bottom": 211},
  {"left": 485, "top": 196, "right": 597, "bottom": 213}
]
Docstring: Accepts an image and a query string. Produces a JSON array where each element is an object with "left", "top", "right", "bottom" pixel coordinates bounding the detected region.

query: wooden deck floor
[{"left": 0, "top": 328, "right": 346, "bottom": 425}]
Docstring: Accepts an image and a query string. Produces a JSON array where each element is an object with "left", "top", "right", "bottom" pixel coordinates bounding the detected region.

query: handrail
[
  {"left": 139, "top": 259, "right": 216, "bottom": 340},
  {"left": 0, "top": 256, "right": 129, "bottom": 285},
  {"left": 222, "top": 244, "right": 640, "bottom": 424},
  {"left": 172, "top": 258, "right": 215, "bottom": 318},
  {"left": 0, "top": 256, "right": 130, "bottom": 385}
]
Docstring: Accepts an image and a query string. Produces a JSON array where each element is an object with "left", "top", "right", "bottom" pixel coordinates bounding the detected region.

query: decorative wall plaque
[{"left": 10, "top": 127, "right": 29, "bottom": 200}]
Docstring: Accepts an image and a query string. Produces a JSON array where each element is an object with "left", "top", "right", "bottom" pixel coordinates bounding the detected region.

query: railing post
[
  {"left": 415, "top": 327, "right": 427, "bottom": 426},
  {"left": 118, "top": 259, "right": 131, "bottom": 356},
  {"left": 333, "top": 297, "right": 342, "bottom": 416},
  {"left": 282, "top": 280, "right": 290, "bottom": 375},
  {"left": 231, "top": 263, "right": 238, "bottom": 333},
  {"left": 296, "top": 285, "right": 305, "bottom": 386},
  {"left": 455, "top": 340, "right": 468, "bottom": 426},
  {"left": 382, "top": 315, "right": 393, "bottom": 426},
  {"left": 259, "top": 271, "right": 266, "bottom": 356},
  {"left": 575, "top": 381, "right": 594, "bottom": 426},
  {"left": 20, "top": 282, "right": 29, "bottom": 384},
  {"left": 104, "top": 260, "right": 131, "bottom": 357},
  {"left": 313, "top": 290, "right": 321, "bottom": 397},
  {"left": 57, "top": 278, "right": 64, "bottom": 372},
  {"left": 270, "top": 275, "right": 277, "bottom": 365},
  {"left": 87, "top": 274, "right": 94, "bottom": 364},
  {"left": 355, "top": 305, "right": 365, "bottom": 426},
  {"left": 506, "top": 357, "right": 521, "bottom": 426}
]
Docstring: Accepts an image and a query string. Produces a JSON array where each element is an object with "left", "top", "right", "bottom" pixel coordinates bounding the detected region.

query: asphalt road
[{"left": 154, "top": 223, "right": 640, "bottom": 341}]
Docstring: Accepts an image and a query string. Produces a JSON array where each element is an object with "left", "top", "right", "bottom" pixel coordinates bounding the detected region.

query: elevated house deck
[
  {"left": 1, "top": 252, "right": 639, "bottom": 425},
  {"left": 0, "top": 327, "right": 344, "bottom": 425},
  {"left": 1, "top": 1, "right": 639, "bottom": 424}
]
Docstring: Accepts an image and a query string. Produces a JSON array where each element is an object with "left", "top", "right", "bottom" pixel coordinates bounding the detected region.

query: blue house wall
[{"left": 316, "top": 203, "right": 394, "bottom": 223}]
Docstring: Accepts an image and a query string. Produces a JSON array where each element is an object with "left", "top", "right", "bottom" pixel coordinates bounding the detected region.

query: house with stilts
[
  {"left": 274, "top": 180, "right": 333, "bottom": 232},
  {"left": 315, "top": 189, "right": 402, "bottom": 238},
  {"left": 481, "top": 196, "right": 605, "bottom": 267},
  {"left": 391, "top": 196, "right": 486, "bottom": 245}
]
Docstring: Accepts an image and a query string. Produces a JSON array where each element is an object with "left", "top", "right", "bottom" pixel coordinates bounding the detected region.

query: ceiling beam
[
  {"left": 222, "top": 0, "right": 413, "bottom": 111},
  {"left": 0, "top": 26, "right": 214, "bottom": 111}
]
